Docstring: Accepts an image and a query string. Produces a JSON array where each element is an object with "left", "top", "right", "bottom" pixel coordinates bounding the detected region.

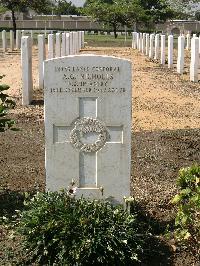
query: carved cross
[{"left": 53, "top": 97, "right": 123, "bottom": 189}]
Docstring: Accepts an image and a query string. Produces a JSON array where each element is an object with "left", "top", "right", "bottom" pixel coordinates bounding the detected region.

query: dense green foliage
[
  {"left": 17, "top": 191, "right": 150, "bottom": 265},
  {"left": 0, "top": 0, "right": 52, "bottom": 37},
  {"left": 172, "top": 165, "right": 200, "bottom": 257},
  {"left": 54, "top": 0, "right": 80, "bottom": 15},
  {"left": 0, "top": 75, "right": 17, "bottom": 132},
  {"left": 83, "top": 0, "right": 176, "bottom": 36}
]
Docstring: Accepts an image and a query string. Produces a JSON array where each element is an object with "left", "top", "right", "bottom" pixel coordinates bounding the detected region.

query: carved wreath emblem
[{"left": 70, "top": 117, "right": 109, "bottom": 153}]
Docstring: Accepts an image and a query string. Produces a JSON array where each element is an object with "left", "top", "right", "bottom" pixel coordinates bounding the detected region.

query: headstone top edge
[
  {"left": 44, "top": 54, "right": 132, "bottom": 64},
  {"left": 21, "top": 36, "right": 30, "bottom": 39}
]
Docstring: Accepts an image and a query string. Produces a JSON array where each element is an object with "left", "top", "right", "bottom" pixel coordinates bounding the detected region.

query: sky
[{"left": 68, "top": 0, "right": 86, "bottom": 7}]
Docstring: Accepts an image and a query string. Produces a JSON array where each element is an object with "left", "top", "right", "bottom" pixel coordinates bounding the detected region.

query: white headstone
[
  {"left": 16, "top": 30, "right": 21, "bottom": 49},
  {"left": 38, "top": 34, "right": 46, "bottom": 89},
  {"left": 186, "top": 33, "right": 191, "bottom": 50},
  {"left": 55, "top": 33, "right": 61, "bottom": 58},
  {"left": 145, "top": 33, "right": 150, "bottom": 56},
  {"left": 48, "top": 34, "right": 54, "bottom": 59},
  {"left": 44, "top": 55, "right": 132, "bottom": 204},
  {"left": 160, "top": 35, "right": 165, "bottom": 65},
  {"left": 132, "top": 32, "right": 137, "bottom": 49},
  {"left": 177, "top": 36, "right": 185, "bottom": 74},
  {"left": 136, "top": 33, "right": 139, "bottom": 49},
  {"left": 10, "top": 30, "right": 14, "bottom": 51},
  {"left": 199, "top": 36, "right": 200, "bottom": 54},
  {"left": 81, "top": 31, "right": 84, "bottom": 48},
  {"left": 154, "top": 34, "right": 160, "bottom": 60},
  {"left": 2, "top": 30, "right": 7, "bottom": 52},
  {"left": 21, "top": 36, "right": 33, "bottom": 105},
  {"left": 149, "top": 34, "right": 154, "bottom": 58},
  {"left": 73, "top": 32, "right": 77, "bottom": 54},
  {"left": 69, "top": 32, "right": 73, "bottom": 55},
  {"left": 142, "top": 33, "right": 146, "bottom": 54},
  {"left": 168, "top": 35, "right": 173, "bottom": 68},
  {"left": 61, "top": 32, "right": 66, "bottom": 56},
  {"left": 75, "top": 32, "right": 79, "bottom": 54},
  {"left": 30, "top": 30, "right": 33, "bottom": 39},
  {"left": 65, "top": 32, "right": 70, "bottom": 56},
  {"left": 139, "top": 33, "right": 142, "bottom": 52},
  {"left": 78, "top": 31, "right": 82, "bottom": 50},
  {"left": 190, "top": 37, "right": 199, "bottom": 82}
]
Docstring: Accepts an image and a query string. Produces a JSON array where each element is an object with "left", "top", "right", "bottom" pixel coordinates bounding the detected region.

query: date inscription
[{"left": 48, "top": 65, "right": 126, "bottom": 94}]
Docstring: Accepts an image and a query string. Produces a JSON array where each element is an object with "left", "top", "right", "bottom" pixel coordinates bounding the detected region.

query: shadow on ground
[{"left": 0, "top": 190, "right": 25, "bottom": 219}]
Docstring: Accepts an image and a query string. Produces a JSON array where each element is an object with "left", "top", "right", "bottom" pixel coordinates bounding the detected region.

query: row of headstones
[
  {"left": 132, "top": 32, "right": 200, "bottom": 83},
  {"left": 0, "top": 29, "right": 85, "bottom": 52},
  {"left": 21, "top": 31, "right": 85, "bottom": 105},
  {"left": 87, "top": 31, "right": 128, "bottom": 36},
  {"left": 1, "top": 29, "right": 26, "bottom": 51}
]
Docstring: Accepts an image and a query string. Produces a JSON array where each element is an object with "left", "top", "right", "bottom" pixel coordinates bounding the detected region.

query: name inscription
[{"left": 48, "top": 65, "right": 126, "bottom": 94}]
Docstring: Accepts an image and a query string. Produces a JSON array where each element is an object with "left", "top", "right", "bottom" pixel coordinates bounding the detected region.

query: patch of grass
[{"left": 84, "top": 34, "right": 132, "bottom": 47}]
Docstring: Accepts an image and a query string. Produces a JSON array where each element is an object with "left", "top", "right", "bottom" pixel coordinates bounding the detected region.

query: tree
[
  {"left": 83, "top": 0, "right": 176, "bottom": 37},
  {"left": 54, "top": 0, "right": 80, "bottom": 15},
  {"left": 166, "top": 0, "right": 200, "bottom": 18},
  {"left": 0, "top": 0, "right": 53, "bottom": 38},
  {"left": 195, "top": 10, "right": 200, "bottom": 20},
  {"left": 83, "top": 0, "right": 146, "bottom": 38}
]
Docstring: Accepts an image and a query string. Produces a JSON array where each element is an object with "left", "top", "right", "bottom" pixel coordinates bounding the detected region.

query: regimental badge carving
[{"left": 70, "top": 117, "right": 109, "bottom": 153}]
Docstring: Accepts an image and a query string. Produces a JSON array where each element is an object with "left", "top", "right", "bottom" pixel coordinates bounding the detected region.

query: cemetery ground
[{"left": 0, "top": 39, "right": 200, "bottom": 265}]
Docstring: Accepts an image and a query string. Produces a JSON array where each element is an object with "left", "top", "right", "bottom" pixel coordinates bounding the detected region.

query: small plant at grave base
[
  {"left": 171, "top": 165, "right": 200, "bottom": 258},
  {"left": 0, "top": 75, "right": 17, "bottom": 132},
  {"left": 16, "top": 190, "right": 149, "bottom": 266}
]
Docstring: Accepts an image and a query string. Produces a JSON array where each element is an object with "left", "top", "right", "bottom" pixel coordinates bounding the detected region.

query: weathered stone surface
[
  {"left": 44, "top": 55, "right": 132, "bottom": 204},
  {"left": 21, "top": 36, "right": 33, "bottom": 105}
]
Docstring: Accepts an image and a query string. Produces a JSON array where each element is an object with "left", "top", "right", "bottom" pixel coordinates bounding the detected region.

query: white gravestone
[
  {"left": 75, "top": 32, "right": 79, "bottom": 54},
  {"left": 38, "top": 34, "right": 46, "bottom": 89},
  {"left": 73, "top": 32, "right": 77, "bottom": 54},
  {"left": 139, "top": 33, "right": 142, "bottom": 52},
  {"left": 65, "top": 32, "right": 70, "bottom": 56},
  {"left": 154, "top": 34, "right": 160, "bottom": 60},
  {"left": 69, "top": 32, "right": 73, "bottom": 55},
  {"left": 186, "top": 34, "right": 191, "bottom": 50},
  {"left": 136, "top": 33, "right": 139, "bottom": 49},
  {"left": 132, "top": 32, "right": 137, "bottom": 49},
  {"left": 81, "top": 31, "right": 84, "bottom": 48},
  {"left": 78, "top": 31, "right": 82, "bottom": 51},
  {"left": 16, "top": 30, "right": 21, "bottom": 49},
  {"left": 142, "top": 33, "right": 146, "bottom": 54},
  {"left": 10, "top": 30, "right": 14, "bottom": 51},
  {"left": 44, "top": 55, "right": 132, "bottom": 204},
  {"left": 145, "top": 33, "right": 150, "bottom": 56},
  {"left": 21, "top": 36, "right": 33, "bottom": 105},
  {"left": 190, "top": 37, "right": 199, "bottom": 82},
  {"left": 61, "top": 32, "right": 66, "bottom": 56},
  {"left": 55, "top": 33, "right": 61, "bottom": 58},
  {"left": 177, "top": 36, "right": 185, "bottom": 74},
  {"left": 160, "top": 35, "right": 165, "bottom": 65},
  {"left": 48, "top": 34, "right": 54, "bottom": 59},
  {"left": 168, "top": 35, "right": 173, "bottom": 68},
  {"left": 198, "top": 36, "right": 200, "bottom": 54},
  {"left": 149, "top": 34, "right": 154, "bottom": 58},
  {"left": 2, "top": 30, "right": 7, "bottom": 52}
]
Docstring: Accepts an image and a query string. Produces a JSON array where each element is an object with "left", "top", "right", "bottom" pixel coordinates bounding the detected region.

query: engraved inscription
[{"left": 47, "top": 65, "right": 126, "bottom": 94}]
